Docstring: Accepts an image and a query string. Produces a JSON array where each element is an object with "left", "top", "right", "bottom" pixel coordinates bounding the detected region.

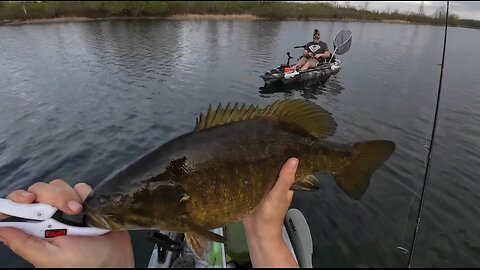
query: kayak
[
  {"left": 147, "top": 208, "right": 313, "bottom": 268},
  {"left": 260, "top": 29, "right": 352, "bottom": 87},
  {"left": 260, "top": 59, "right": 342, "bottom": 86}
]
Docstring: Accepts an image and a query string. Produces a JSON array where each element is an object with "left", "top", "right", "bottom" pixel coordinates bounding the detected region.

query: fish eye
[
  {"left": 113, "top": 193, "right": 125, "bottom": 205},
  {"left": 97, "top": 195, "right": 108, "bottom": 205}
]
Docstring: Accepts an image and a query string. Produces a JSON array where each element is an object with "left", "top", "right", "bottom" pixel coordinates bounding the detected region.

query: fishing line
[
  {"left": 406, "top": 1, "right": 450, "bottom": 267},
  {"left": 397, "top": 195, "right": 417, "bottom": 255}
]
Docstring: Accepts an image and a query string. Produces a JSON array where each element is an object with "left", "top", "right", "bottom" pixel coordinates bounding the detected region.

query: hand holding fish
[
  {"left": 243, "top": 157, "right": 300, "bottom": 268},
  {"left": 0, "top": 180, "right": 133, "bottom": 268},
  {"left": 0, "top": 163, "right": 302, "bottom": 268}
]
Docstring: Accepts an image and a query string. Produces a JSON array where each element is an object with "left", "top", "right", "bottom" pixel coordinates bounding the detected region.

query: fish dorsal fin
[
  {"left": 195, "top": 99, "right": 337, "bottom": 138},
  {"left": 195, "top": 103, "right": 263, "bottom": 131}
]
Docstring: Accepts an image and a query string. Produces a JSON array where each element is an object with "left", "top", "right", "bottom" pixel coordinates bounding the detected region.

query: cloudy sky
[{"left": 330, "top": 1, "right": 480, "bottom": 20}]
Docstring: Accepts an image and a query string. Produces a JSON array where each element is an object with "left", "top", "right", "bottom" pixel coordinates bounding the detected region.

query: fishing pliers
[{"left": 0, "top": 198, "right": 110, "bottom": 238}]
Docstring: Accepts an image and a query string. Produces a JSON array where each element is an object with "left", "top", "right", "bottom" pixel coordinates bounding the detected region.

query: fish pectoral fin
[
  {"left": 180, "top": 215, "right": 228, "bottom": 260},
  {"left": 179, "top": 215, "right": 228, "bottom": 243},
  {"left": 185, "top": 232, "right": 211, "bottom": 261},
  {"left": 291, "top": 174, "right": 320, "bottom": 191}
]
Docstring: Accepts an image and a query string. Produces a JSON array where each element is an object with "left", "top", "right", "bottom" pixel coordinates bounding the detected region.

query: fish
[{"left": 83, "top": 99, "right": 395, "bottom": 259}]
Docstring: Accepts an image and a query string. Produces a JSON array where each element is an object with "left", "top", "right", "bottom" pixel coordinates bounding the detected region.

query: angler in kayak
[
  {"left": 291, "top": 29, "right": 331, "bottom": 72},
  {"left": 260, "top": 29, "right": 352, "bottom": 87}
]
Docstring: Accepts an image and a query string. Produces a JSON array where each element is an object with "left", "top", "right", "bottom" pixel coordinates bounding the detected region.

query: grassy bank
[{"left": 0, "top": 1, "right": 478, "bottom": 28}]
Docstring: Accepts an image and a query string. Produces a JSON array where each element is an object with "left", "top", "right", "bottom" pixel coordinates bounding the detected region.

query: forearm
[
  {"left": 315, "top": 52, "right": 330, "bottom": 59},
  {"left": 244, "top": 227, "right": 299, "bottom": 268}
]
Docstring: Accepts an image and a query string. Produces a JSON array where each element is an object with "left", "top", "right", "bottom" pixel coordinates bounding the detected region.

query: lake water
[{"left": 0, "top": 19, "right": 479, "bottom": 267}]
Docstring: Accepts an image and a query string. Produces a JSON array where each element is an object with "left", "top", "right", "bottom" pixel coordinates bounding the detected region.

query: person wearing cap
[{"left": 292, "top": 29, "right": 331, "bottom": 72}]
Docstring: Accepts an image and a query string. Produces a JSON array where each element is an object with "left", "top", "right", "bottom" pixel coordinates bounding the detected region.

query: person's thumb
[
  {"left": 0, "top": 227, "right": 53, "bottom": 266},
  {"left": 270, "top": 158, "right": 298, "bottom": 200}
]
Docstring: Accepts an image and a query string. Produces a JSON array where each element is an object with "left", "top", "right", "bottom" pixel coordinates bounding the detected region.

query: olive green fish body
[
  {"left": 172, "top": 118, "right": 345, "bottom": 229},
  {"left": 86, "top": 118, "right": 335, "bottom": 230},
  {"left": 84, "top": 100, "right": 395, "bottom": 249}
]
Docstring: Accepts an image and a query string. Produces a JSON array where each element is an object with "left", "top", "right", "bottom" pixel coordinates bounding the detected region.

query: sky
[{"left": 328, "top": 1, "right": 480, "bottom": 20}]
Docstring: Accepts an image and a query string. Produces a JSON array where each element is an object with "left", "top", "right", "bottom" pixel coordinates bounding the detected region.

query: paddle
[
  {"left": 284, "top": 208, "right": 313, "bottom": 268},
  {"left": 294, "top": 45, "right": 307, "bottom": 49}
]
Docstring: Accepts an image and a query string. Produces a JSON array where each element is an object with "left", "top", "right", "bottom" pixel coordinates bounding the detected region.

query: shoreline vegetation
[
  {"left": 1, "top": 1, "right": 479, "bottom": 29},
  {"left": 0, "top": 15, "right": 261, "bottom": 26},
  {"left": 0, "top": 15, "right": 415, "bottom": 26}
]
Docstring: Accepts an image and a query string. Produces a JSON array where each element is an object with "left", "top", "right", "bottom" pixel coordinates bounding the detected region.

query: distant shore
[
  {"left": 2, "top": 1, "right": 478, "bottom": 28},
  {"left": 0, "top": 17, "right": 98, "bottom": 26},
  {"left": 0, "top": 15, "right": 257, "bottom": 26},
  {"left": 0, "top": 14, "right": 414, "bottom": 26}
]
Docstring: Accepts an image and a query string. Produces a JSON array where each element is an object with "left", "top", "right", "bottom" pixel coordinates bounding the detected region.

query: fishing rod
[{"left": 406, "top": 1, "right": 449, "bottom": 267}]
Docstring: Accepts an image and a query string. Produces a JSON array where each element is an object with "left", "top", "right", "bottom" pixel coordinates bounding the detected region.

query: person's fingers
[
  {"left": 27, "top": 181, "right": 83, "bottom": 215},
  {"left": 6, "top": 190, "right": 36, "bottom": 203},
  {"left": 49, "top": 179, "right": 76, "bottom": 191},
  {"left": 0, "top": 190, "right": 37, "bottom": 220},
  {"left": 73, "top": 183, "right": 92, "bottom": 202},
  {"left": 270, "top": 158, "right": 298, "bottom": 201},
  {"left": 0, "top": 227, "right": 55, "bottom": 266}
]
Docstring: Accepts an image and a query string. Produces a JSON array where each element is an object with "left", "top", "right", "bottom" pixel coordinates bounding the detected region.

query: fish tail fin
[{"left": 334, "top": 140, "right": 395, "bottom": 200}]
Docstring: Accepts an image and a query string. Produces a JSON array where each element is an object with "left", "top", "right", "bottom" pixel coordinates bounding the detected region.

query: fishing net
[{"left": 333, "top": 30, "right": 352, "bottom": 55}]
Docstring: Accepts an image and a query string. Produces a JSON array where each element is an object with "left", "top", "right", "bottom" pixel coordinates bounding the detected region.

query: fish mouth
[{"left": 83, "top": 204, "right": 111, "bottom": 229}]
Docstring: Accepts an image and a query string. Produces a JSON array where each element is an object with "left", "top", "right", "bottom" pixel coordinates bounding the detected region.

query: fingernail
[
  {"left": 288, "top": 158, "right": 299, "bottom": 170},
  {"left": 67, "top": 201, "right": 82, "bottom": 212},
  {"left": 20, "top": 191, "right": 32, "bottom": 198}
]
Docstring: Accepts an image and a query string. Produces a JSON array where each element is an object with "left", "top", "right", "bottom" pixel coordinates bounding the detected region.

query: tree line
[{"left": 0, "top": 1, "right": 478, "bottom": 28}]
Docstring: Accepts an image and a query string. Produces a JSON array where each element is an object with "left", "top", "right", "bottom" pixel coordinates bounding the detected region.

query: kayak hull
[{"left": 261, "top": 60, "right": 342, "bottom": 86}]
